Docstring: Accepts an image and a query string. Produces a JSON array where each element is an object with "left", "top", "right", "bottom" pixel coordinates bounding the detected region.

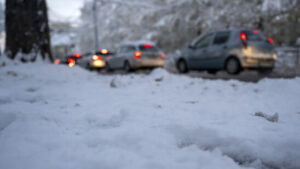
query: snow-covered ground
[{"left": 0, "top": 61, "right": 300, "bottom": 169}]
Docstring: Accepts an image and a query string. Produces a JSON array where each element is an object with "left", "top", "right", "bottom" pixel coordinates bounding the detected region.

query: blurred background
[{"left": 0, "top": 0, "right": 299, "bottom": 77}]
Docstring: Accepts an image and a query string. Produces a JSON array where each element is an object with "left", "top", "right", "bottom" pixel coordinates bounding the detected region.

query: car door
[
  {"left": 208, "top": 31, "right": 231, "bottom": 69},
  {"left": 188, "top": 33, "right": 214, "bottom": 70},
  {"left": 115, "top": 46, "right": 135, "bottom": 68},
  {"left": 108, "top": 47, "right": 124, "bottom": 69}
]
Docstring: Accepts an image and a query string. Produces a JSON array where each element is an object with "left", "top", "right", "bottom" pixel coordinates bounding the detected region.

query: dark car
[
  {"left": 176, "top": 28, "right": 277, "bottom": 74},
  {"left": 57, "top": 53, "right": 82, "bottom": 67},
  {"left": 106, "top": 42, "right": 165, "bottom": 72},
  {"left": 77, "top": 49, "right": 114, "bottom": 71}
]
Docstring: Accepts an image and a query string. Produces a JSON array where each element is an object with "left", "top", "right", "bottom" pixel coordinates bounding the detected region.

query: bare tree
[{"left": 5, "top": 0, "right": 53, "bottom": 62}]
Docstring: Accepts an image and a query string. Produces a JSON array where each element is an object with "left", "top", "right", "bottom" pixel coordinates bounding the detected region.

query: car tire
[
  {"left": 124, "top": 61, "right": 132, "bottom": 73},
  {"left": 96, "top": 68, "right": 102, "bottom": 73},
  {"left": 177, "top": 60, "right": 188, "bottom": 73},
  {"left": 106, "top": 63, "right": 113, "bottom": 72},
  {"left": 226, "top": 58, "right": 240, "bottom": 75}
]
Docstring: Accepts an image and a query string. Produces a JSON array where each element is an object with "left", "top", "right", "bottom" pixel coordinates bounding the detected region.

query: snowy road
[
  {"left": 99, "top": 70, "right": 297, "bottom": 83},
  {"left": 0, "top": 62, "right": 300, "bottom": 169}
]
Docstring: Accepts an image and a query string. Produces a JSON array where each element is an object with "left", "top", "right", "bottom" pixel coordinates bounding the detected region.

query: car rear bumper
[
  {"left": 240, "top": 57, "right": 276, "bottom": 69},
  {"left": 91, "top": 60, "right": 106, "bottom": 68},
  {"left": 132, "top": 59, "right": 164, "bottom": 68}
]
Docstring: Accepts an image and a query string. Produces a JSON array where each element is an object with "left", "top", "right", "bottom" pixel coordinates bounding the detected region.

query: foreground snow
[{"left": 0, "top": 62, "right": 300, "bottom": 169}]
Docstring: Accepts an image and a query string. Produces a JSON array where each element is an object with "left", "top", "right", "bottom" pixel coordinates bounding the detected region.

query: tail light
[
  {"left": 253, "top": 30, "right": 259, "bottom": 34},
  {"left": 101, "top": 49, "right": 108, "bottom": 55},
  {"left": 268, "top": 38, "right": 274, "bottom": 44},
  {"left": 92, "top": 55, "right": 102, "bottom": 61},
  {"left": 68, "top": 58, "right": 75, "bottom": 63},
  {"left": 68, "top": 58, "right": 75, "bottom": 67},
  {"left": 240, "top": 31, "right": 247, "bottom": 41},
  {"left": 240, "top": 31, "right": 247, "bottom": 49},
  {"left": 161, "top": 52, "right": 165, "bottom": 59},
  {"left": 134, "top": 51, "right": 142, "bottom": 60},
  {"left": 144, "top": 43, "right": 152, "bottom": 48},
  {"left": 54, "top": 59, "right": 60, "bottom": 65},
  {"left": 74, "top": 53, "right": 81, "bottom": 58}
]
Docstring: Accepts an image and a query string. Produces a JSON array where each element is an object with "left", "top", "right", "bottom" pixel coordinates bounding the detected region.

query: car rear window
[
  {"left": 139, "top": 45, "right": 159, "bottom": 52},
  {"left": 213, "top": 31, "right": 230, "bottom": 45},
  {"left": 244, "top": 30, "right": 265, "bottom": 42}
]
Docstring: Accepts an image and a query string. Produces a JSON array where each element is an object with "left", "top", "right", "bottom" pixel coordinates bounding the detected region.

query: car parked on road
[
  {"left": 55, "top": 53, "right": 82, "bottom": 67},
  {"left": 77, "top": 49, "right": 113, "bottom": 71},
  {"left": 106, "top": 42, "right": 165, "bottom": 72},
  {"left": 176, "top": 28, "right": 277, "bottom": 74}
]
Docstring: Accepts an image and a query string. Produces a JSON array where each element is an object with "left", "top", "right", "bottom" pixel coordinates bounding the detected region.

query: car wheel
[
  {"left": 226, "top": 58, "right": 240, "bottom": 75},
  {"left": 106, "top": 63, "right": 113, "bottom": 72},
  {"left": 124, "top": 61, "right": 132, "bottom": 73},
  {"left": 177, "top": 60, "right": 188, "bottom": 73},
  {"left": 87, "top": 63, "right": 93, "bottom": 71},
  {"left": 96, "top": 68, "right": 102, "bottom": 73}
]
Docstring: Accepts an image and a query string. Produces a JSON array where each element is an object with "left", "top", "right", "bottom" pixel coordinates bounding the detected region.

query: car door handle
[{"left": 223, "top": 46, "right": 228, "bottom": 49}]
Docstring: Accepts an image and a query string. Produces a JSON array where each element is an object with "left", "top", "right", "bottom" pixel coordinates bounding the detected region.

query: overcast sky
[
  {"left": 47, "top": 0, "right": 85, "bottom": 20},
  {"left": 0, "top": 0, "right": 85, "bottom": 20}
]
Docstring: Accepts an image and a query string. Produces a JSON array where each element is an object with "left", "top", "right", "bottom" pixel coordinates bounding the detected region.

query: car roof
[
  {"left": 191, "top": 28, "right": 256, "bottom": 45},
  {"left": 209, "top": 28, "right": 257, "bottom": 34},
  {"left": 122, "top": 41, "right": 156, "bottom": 47}
]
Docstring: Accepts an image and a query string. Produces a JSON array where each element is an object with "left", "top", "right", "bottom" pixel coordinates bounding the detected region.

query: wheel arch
[
  {"left": 224, "top": 55, "right": 241, "bottom": 69},
  {"left": 176, "top": 57, "right": 189, "bottom": 68}
]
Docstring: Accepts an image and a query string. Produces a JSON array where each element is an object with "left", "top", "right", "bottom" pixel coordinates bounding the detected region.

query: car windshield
[
  {"left": 244, "top": 30, "right": 265, "bottom": 42},
  {"left": 139, "top": 45, "right": 159, "bottom": 53}
]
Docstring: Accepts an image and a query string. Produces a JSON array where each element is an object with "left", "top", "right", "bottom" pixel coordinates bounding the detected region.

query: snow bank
[{"left": 0, "top": 63, "right": 300, "bottom": 169}]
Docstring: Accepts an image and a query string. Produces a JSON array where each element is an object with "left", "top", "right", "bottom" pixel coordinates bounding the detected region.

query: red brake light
[
  {"left": 144, "top": 44, "right": 152, "bottom": 48},
  {"left": 74, "top": 53, "right": 81, "bottom": 58},
  {"left": 101, "top": 49, "right": 108, "bottom": 55},
  {"left": 68, "top": 58, "right": 75, "bottom": 67},
  {"left": 68, "top": 58, "right": 75, "bottom": 63},
  {"left": 54, "top": 59, "right": 60, "bottom": 64},
  {"left": 134, "top": 51, "right": 142, "bottom": 59},
  {"left": 92, "top": 55, "right": 102, "bottom": 61},
  {"left": 268, "top": 38, "right": 274, "bottom": 44},
  {"left": 253, "top": 30, "right": 259, "bottom": 34},
  {"left": 240, "top": 31, "right": 247, "bottom": 41},
  {"left": 240, "top": 31, "right": 248, "bottom": 49},
  {"left": 161, "top": 52, "right": 165, "bottom": 59}
]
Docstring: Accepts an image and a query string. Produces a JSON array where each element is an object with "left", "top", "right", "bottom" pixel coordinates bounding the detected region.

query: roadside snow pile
[
  {"left": 0, "top": 113, "right": 16, "bottom": 132},
  {"left": 0, "top": 63, "right": 300, "bottom": 169},
  {"left": 254, "top": 112, "right": 279, "bottom": 123},
  {"left": 150, "top": 68, "right": 171, "bottom": 82}
]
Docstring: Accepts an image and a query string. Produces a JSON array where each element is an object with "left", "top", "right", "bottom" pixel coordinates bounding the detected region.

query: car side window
[
  {"left": 124, "top": 46, "right": 135, "bottom": 53},
  {"left": 194, "top": 34, "right": 214, "bottom": 48},
  {"left": 213, "top": 31, "right": 230, "bottom": 45},
  {"left": 116, "top": 47, "right": 123, "bottom": 54}
]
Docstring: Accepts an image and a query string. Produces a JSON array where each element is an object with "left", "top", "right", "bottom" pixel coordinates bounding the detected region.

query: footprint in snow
[
  {"left": 87, "top": 109, "right": 129, "bottom": 129},
  {"left": 0, "top": 98, "right": 12, "bottom": 105},
  {"left": 26, "top": 87, "right": 39, "bottom": 93}
]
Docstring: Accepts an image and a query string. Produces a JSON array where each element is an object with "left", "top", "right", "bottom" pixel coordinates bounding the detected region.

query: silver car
[
  {"left": 106, "top": 42, "right": 165, "bottom": 72},
  {"left": 77, "top": 49, "right": 113, "bottom": 71},
  {"left": 176, "top": 29, "right": 277, "bottom": 74}
]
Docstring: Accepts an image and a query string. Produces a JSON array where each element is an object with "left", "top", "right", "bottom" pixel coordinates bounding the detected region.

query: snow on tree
[
  {"left": 5, "top": 0, "right": 53, "bottom": 62},
  {"left": 76, "top": 0, "right": 300, "bottom": 53}
]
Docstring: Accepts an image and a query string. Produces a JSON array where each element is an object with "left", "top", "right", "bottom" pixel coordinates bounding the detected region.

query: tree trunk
[{"left": 5, "top": 0, "right": 53, "bottom": 62}]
